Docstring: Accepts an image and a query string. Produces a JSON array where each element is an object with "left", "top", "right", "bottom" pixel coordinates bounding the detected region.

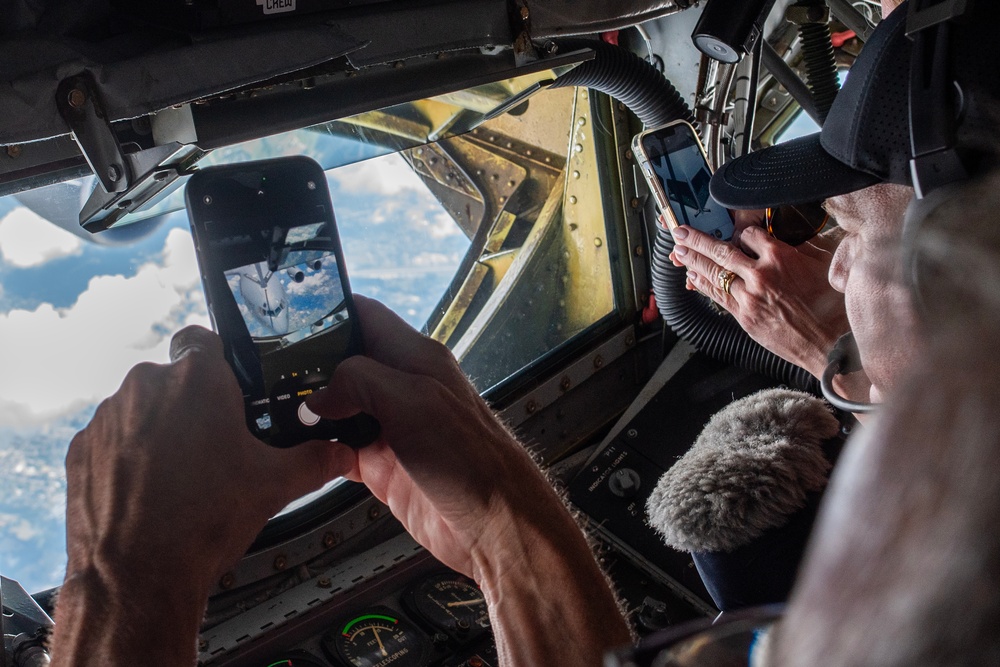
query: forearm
[
  {"left": 471, "top": 475, "right": 632, "bottom": 667},
  {"left": 50, "top": 567, "right": 206, "bottom": 667}
]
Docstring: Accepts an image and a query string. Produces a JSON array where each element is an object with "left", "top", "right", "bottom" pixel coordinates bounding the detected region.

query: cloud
[
  {"left": 0, "top": 207, "right": 83, "bottom": 268},
  {"left": 328, "top": 153, "right": 426, "bottom": 196},
  {"left": 0, "top": 228, "right": 209, "bottom": 427}
]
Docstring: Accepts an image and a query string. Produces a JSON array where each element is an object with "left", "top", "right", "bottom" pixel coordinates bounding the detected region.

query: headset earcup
[{"left": 901, "top": 184, "right": 964, "bottom": 315}]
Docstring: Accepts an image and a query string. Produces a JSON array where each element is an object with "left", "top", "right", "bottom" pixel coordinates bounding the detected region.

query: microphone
[
  {"left": 821, "top": 332, "right": 878, "bottom": 414},
  {"left": 646, "top": 387, "right": 844, "bottom": 610}
]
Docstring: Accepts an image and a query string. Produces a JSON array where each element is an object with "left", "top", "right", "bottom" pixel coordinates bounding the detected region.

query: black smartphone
[
  {"left": 632, "top": 120, "right": 736, "bottom": 241},
  {"left": 185, "top": 156, "right": 378, "bottom": 448}
]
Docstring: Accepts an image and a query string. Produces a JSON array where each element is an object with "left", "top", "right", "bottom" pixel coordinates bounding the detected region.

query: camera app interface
[
  {"left": 646, "top": 130, "right": 735, "bottom": 241},
  {"left": 217, "top": 220, "right": 355, "bottom": 441}
]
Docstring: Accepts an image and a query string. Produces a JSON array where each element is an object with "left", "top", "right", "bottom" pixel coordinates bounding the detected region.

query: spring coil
[{"left": 799, "top": 20, "right": 840, "bottom": 122}]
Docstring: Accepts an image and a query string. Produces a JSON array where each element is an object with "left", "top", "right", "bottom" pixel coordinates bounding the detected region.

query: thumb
[
  {"left": 169, "top": 325, "right": 224, "bottom": 363},
  {"left": 259, "top": 438, "right": 361, "bottom": 509}
]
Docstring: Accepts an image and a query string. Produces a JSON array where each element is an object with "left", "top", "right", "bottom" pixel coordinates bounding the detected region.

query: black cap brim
[{"left": 710, "top": 133, "right": 882, "bottom": 210}]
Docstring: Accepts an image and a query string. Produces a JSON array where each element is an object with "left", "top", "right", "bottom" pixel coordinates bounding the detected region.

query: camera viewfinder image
[{"left": 225, "top": 248, "right": 348, "bottom": 347}]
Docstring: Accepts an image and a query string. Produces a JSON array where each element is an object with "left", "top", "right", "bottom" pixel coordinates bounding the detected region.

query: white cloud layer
[
  {"left": 0, "top": 229, "right": 209, "bottom": 427},
  {"left": 0, "top": 207, "right": 83, "bottom": 268},
  {"left": 328, "top": 153, "right": 424, "bottom": 197}
]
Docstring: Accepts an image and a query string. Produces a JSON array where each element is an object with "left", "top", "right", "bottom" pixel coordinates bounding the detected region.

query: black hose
[
  {"left": 552, "top": 39, "right": 819, "bottom": 392},
  {"left": 549, "top": 40, "right": 695, "bottom": 128}
]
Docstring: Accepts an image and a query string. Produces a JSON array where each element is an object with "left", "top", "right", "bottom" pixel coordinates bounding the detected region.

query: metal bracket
[
  {"left": 56, "top": 72, "right": 207, "bottom": 232},
  {"left": 56, "top": 72, "right": 130, "bottom": 195},
  {"left": 78, "top": 141, "right": 205, "bottom": 233}
]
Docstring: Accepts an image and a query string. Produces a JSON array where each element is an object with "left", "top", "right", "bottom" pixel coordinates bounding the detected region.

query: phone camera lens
[{"left": 714, "top": 229, "right": 723, "bottom": 238}]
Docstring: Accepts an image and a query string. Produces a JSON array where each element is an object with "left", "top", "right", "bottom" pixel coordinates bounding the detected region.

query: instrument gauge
[
  {"left": 404, "top": 572, "right": 490, "bottom": 637},
  {"left": 324, "top": 607, "right": 430, "bottom": 667},
  {"left": 259, "top": 651, "right": 326, "bottom": 667}
]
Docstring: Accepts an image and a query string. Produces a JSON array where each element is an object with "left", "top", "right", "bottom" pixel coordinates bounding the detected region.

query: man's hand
[
  {"left": 670, "top": 224, "right": 850, "bottom": 380},
  {"left": 307, "top": 296, "right": 632, "bottom": 666},
  {"left": 306, "top": 296, "right": 565, "bottom": 578},
  {"left": 53, "top": 326, "right": 355, "bottom": 666}
]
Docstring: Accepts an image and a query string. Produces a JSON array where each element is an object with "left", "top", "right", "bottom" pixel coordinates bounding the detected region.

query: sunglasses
[{"left": 764, "top": 202, "right": 830, "bottom": 246}]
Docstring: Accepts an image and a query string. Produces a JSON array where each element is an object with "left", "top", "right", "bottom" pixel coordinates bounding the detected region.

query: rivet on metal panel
[
  {"left": 219, "top": 573, "right": 235, "bottom": 590},
  {"left": 273, "top": 555, "right": 288, "bottom": 571},
  {"left": 6, "top": 145, "right": 21, "bottom": 159},
  {"left": 560, "top": 376, "right": 572, "bottom": 391},
  {"left": 368, "top": 505, "right": 382, "bottom": 521},
  {"left": 594, "top": 355, "right": 604, "bottom": 369},
  {"left": 526, "top": 400, "right": 539, "bottom": 414}
]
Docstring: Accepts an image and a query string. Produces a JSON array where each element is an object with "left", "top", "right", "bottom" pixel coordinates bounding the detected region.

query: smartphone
[
  {"left": 185, "top": 156, "right": 378, "bottom": 448},
  {"left": 632, "top": 120, "right": 735, "bottom": 241}
]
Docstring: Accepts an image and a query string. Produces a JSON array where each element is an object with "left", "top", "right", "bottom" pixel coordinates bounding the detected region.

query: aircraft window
[{"left": 0, "top": 82, "right": 618, "bottom": 592}]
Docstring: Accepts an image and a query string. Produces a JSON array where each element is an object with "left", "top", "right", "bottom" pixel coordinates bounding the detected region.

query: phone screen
[
  {"left": 187, "top": 158, "right": 375, "bottom": 447},
  {"left": 640, "top": 124, "right": 735, "bottom": 241}
]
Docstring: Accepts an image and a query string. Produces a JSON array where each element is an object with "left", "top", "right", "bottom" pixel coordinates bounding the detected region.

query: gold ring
[{"left": 717, "top": 269, "right": 737, "bottom": 295}]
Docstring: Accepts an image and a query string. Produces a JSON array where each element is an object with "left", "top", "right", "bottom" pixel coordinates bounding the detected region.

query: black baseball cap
[{"left": 710, "top": 1, "right": 1000, "bottom": 210}]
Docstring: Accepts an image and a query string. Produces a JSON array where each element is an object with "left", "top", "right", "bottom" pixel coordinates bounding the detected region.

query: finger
[
  {"left": 731, "top": 209, "right": 766, "bottom": 247},
  {"left": 257, "top": 439, "right": 361, "bottom": 509},
  {"left": 307, "top": 354, "right": 432, "bottom": 430},
  {"left": 672, "top": 226, "right": 754, "bottom": 276},
  {"left": 352, "top": 295, "right": 463, "bottom": 386},
  {"left": 737, "top": 224, "right": 787, "bottom": 259},
  {"left": 169, "top": 325, "right": 224, "bottom": 362},
  {"left": 671, "top": 244, "right": 740, "bottom": 292},
  {"left": 687, "top": 268, "right": 740, "bottom": 313}
]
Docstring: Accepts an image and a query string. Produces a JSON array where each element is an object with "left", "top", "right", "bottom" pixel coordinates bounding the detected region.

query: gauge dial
[
  {"left": 406, "top": 573, "right": 490, "bottom": 636},
  {"left": 260, "top": 652, "right": 326, "bottom": 667},
  {"left": 325, "top": 607, "right": 430, "bottom": 667}
]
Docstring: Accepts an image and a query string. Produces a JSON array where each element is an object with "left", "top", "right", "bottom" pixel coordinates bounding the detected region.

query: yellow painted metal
[{"left": 560, "top": 88, "right": 615, "bottom": 335}]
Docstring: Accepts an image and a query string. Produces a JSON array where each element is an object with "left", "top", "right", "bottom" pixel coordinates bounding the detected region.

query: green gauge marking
[{"left": 342, "top": 614, "right": 398, "bottom": 636}]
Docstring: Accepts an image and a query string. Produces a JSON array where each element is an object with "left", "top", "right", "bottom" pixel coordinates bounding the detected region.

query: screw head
[
  {"left": 323, "top": 532, "right": 337, "bottom": 548},
  {"left": 107, "top": 164, "right": 122, "bottom": 182},
  {"left": 219, "top": 573, "right": 235, "bottom": 589},
  {"left": 273, "top": 554, "right": 288, "bottom": 571},
  {"left": 6, "top": 145, "right": 22, "bottom": 159}
]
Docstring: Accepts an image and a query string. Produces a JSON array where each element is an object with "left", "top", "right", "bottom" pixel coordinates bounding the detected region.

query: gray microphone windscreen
[{"left": 646, "top": 388, "right": 841, "bottom": 553}]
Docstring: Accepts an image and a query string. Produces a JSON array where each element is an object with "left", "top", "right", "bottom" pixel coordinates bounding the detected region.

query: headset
[{"left": 901, "top": 0, "right": 973, "bottom": 300}]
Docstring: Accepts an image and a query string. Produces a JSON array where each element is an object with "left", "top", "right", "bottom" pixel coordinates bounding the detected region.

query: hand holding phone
[
  {"left": 186, "top": 156, "right": 378, "bottom": 448},
  {"left": 633, "top": 120, "right": 736, "bottom": 242}
]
